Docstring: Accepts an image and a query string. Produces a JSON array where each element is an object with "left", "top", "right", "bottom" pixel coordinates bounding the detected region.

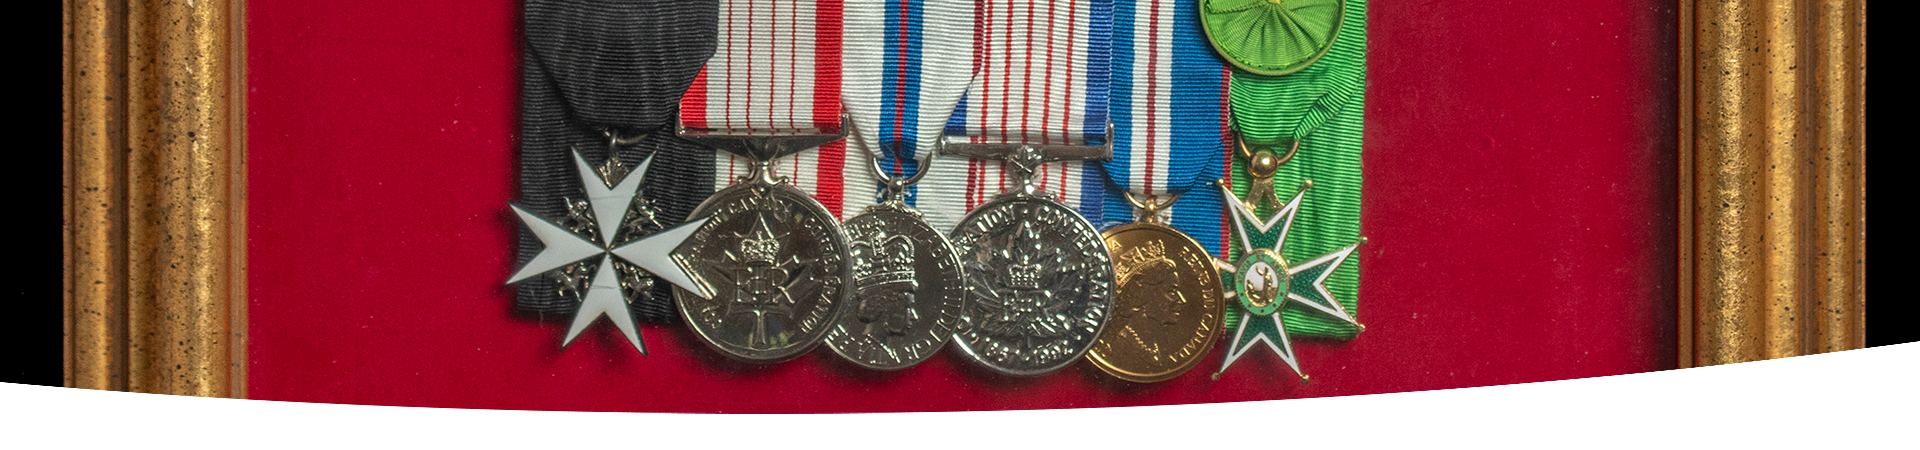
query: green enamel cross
[{"left": 1214, "top": 178, "right": 1362, "bottom": 382}]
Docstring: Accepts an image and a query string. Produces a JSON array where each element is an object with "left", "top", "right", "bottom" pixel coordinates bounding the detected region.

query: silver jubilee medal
[
  {"left": 825, "top": 135, "right": 966, "bottom": 370},
  {"left": 820, "top": 0, "right": 976, "bottom": 370},
  {"left": 946, "top": 142, "right": 1117, "bottom": 376}
]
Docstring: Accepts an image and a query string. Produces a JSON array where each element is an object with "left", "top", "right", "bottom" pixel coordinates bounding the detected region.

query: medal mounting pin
[
  {"left": 941, "top": 122, "right": 1116, "bottom": 198},
  {"left": 677, "top": 116, "right": 849, "bottom": 186},
  {"left": 592, "top": 128, "right": 651, "bottom": 187},
  {"left": 847, "top": 116, "right": 935, "bottom": 209},
  {"left": 1124, "top": 191, "right": 1180, "bottom": 225},
  {"left": 1230, "top": 132, "right": 1300, "bottom": 212}
]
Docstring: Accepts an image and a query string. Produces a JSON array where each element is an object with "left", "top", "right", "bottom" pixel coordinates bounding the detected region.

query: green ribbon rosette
[{"left": 1201, "top": 0, "right": 1342, "bottom": 76}]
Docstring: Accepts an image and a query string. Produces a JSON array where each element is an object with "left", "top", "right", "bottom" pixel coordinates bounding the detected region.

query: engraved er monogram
[{"left": 726, "top": 213, "right": 804, "bottom": 347}]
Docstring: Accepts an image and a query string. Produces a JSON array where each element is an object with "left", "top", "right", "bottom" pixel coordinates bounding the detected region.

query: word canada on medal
[{"left": 1088, "top": 223, "right": 1226, "bottom": 382}]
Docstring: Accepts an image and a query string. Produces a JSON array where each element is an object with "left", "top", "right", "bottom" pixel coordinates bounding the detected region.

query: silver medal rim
[
  {"left": 825, "top": 206, "right": 967, "bottom": 370},
  {"left": 946, "top": 195, "right": 1115, "bottom": 377},
  {"left": 673, "top": 181, "right": 854, "bottom": 364}
]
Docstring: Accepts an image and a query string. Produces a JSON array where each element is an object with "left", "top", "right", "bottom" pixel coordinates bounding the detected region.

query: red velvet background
[{"left": 247, "top": 0, "right": 1679, "bottom": 411}]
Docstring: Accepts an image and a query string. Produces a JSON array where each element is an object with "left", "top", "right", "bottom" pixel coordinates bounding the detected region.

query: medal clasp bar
[
  {"left": 677, "top": 119, "right": 847, "bottom": 164},
  {"left": 941, "top": 122, "right": 1115, "bottom": 197}
]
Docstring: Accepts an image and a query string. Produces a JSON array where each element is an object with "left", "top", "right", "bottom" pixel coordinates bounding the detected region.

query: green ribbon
[{"left": 1222, "top": 0, "right": 1366, "bottom": 340}]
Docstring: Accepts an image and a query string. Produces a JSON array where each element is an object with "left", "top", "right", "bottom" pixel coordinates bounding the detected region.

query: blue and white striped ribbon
[
  {"left": 1090, "top": 0, "right": 1231, "bottom": 254},
  {"left": 842, "top": 0, "right": 974, "bottom": 207}
]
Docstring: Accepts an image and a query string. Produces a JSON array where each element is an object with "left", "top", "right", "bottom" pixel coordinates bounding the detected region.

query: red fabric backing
[{"left": 247, "top": 0, "right": 1678, "bottom": 412}]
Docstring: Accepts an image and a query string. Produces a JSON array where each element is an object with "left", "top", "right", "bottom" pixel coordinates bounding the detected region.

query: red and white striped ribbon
[
  {"left": 681, "top": 0, "right": 860, "bottom": 219},
  {"left": 914, "top": 0, "right": 1109, "bottom": 231}
]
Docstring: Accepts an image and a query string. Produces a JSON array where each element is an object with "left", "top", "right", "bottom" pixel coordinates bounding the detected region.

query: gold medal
[{"left": 1086, "top": 193, "right": 1227, "bottom": 383}]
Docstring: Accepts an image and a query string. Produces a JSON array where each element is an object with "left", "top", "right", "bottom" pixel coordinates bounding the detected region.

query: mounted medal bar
[
  {"left": 494, "top": 0, "right": 1369, "bottom": 385},
  {"left": 943, "top": 132, "right": 1119, "bottom": 377},
  {"left": 821, "top": 0, "right": 976, "bottom": 371},
  {"left": 671, "top": 123, "right": 855, "bottom": 364},
  {"left": 826, "top": 121, "right": 968, "bottom": 370},
  {"left": 672, "top": 0, "right": 856, "bottom": 364},
  {"left": 1092, "top": 194, "right": 1227, "bottom": 382},
  {"left": 507, "top": 0, "right": 721, "bottom": 355},
  {"left": 1079, "top": 0, "right": 1236, "bottom": 383},
  {"left": 1206, "top": 0, "right": 1371, "bottom": 382}
]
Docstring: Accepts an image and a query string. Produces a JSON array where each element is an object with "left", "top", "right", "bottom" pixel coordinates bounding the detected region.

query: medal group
[{"left": 509, "top": 0, "right": 1367, "bottom": 383}]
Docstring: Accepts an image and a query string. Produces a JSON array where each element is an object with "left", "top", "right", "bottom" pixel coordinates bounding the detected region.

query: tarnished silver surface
[
  {"left": 948, "top": 197, "right": 1114, "bottom": 376},
  {"left": 673, "top": 181, "right": 852, "bottom": 363},
  {"left": 825, "top": 204, "right": 966, "bottom": 370}
]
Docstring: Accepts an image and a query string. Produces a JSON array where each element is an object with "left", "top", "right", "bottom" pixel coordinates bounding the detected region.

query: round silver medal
[
  {"left": 825, "top": 204, "right": 967, "bottom": 370},
  {"left": 948, "top": 197, "right": 1114, "bottom": 376},
  {"left": 673, "top": 181, "right": 852, "bottom": 363}
]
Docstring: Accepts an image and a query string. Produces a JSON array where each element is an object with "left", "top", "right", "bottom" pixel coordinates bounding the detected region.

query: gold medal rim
[{"left": 1087, "top": 222, "right": 1227, "bottom": 383}]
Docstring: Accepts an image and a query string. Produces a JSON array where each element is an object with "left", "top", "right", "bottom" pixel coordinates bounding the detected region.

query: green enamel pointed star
[{"left": 1214, "top": 178, "right": 1362, "bottom": 382}]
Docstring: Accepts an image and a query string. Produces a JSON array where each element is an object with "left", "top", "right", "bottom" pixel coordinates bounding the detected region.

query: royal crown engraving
[
  {"left": 740, "top": 233, "right": 781, "bottom": 265},
  {"left": 1007, "top": 258, "right": 1043, "bottom": 290},
  {"left": 852, "top": 232, "right": 916, "bottom": 286},
  {"left": 1113, "top": 239, "right": 1167, "bottom": 282},
  {"left": 850, "top": 230, "right": 920, "bottom": 335}
]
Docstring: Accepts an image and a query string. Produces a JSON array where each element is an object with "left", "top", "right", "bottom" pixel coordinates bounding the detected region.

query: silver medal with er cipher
[
  {"left": 674, "top": 123, "right": 854, "bottom": 363},
  {"left": 945, "top": 135, "right": 1116, "bottom": 376},
  {"left": 825, "top": 129, "right": 967, "bottom": 370}
]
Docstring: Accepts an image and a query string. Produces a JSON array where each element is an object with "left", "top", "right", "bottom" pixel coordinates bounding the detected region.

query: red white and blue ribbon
[
  {"left": 1090, "top": 0, "right": 1232, "bottom": 253},
  {"left": 681, "top": 0, "right": 856, "bottom": 218},
  {"left": 842, "top": 0, "right": 974, "bottom": 203},
  {"left": 914, "top": 0, "right": 1113, "bottom": 231}
]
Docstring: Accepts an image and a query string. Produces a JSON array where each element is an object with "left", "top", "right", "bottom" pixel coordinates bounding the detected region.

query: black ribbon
[{"left": 517, "top": 0, "right": 718, "bottom": 322}]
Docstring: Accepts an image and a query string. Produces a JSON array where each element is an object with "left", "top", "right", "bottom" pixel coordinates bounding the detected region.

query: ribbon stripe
[
  {"left": 1091, "top": 0, "right": 1231, "bottom": 256},
  {"left": 688, "top": 0, "right": 858, "bottom": 219},
  {"left": 843, "top": 0, "right": 973, "bottom": 207}
]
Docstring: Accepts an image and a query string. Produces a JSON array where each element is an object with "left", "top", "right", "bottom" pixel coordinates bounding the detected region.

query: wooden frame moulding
[
  {"left": 63, "top": 0, "right": 247, "bottom": 397},
  {"left": 1679, "top": 0, "right": 1866, "bottom": 368}
]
